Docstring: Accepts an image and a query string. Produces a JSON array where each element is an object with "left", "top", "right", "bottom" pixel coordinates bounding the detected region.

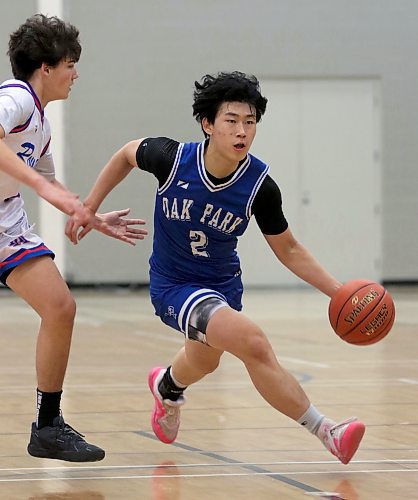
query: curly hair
[
  {"left": 192, "top": 71, "right": 267, "bottom": 133},
  {"left": 8, "top": 14, "right": 81, "bottom": 80}
]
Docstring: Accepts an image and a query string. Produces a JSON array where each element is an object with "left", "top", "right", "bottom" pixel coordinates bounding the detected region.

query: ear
[
  {"left": 41, "top": 63, "right": 50, "bottom": 75},
  {"left": 202, "top": 117, "right": 213, "bottom": 136}
]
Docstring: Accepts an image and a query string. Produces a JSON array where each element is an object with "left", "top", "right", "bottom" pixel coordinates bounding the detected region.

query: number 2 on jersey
[{"left": 190, "top": 230, "right": 209, "bottom": 257}]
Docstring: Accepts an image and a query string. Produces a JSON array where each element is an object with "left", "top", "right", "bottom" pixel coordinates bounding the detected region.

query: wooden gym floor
[{"left": 0, "top": 284, "right": 417, "bottom": 499}]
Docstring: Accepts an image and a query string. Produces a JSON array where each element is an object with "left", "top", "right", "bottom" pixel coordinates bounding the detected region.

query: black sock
[
  {"left": 36, "top": 389, "right": 62, "bottom": 429},
  {"left": 158, "top": 366, "right": 187, "bottom": 401}
]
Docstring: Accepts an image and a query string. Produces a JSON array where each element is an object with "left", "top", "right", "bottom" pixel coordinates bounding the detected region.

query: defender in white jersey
[
  {"left": 67, "top": 72, "right": 365, "bottom": 464},
  {"left": 0, "top": 79, "right": 55, "bottom": 265},
  {"left": 0, "top": 14, "right": 147, "bottom": 463}
]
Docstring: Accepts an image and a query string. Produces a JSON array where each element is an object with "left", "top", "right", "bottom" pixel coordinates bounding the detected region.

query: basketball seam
[
  {"left": 340, "top": 288, "right": 386, "bottom": 339},
  {"left": 345, "top": 306, "right": 395, "bottom": 345}
]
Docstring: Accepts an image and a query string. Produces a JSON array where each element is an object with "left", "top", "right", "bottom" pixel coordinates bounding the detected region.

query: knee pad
[{"left": 188, "top": 297, "right": 227, "bottom": 344}]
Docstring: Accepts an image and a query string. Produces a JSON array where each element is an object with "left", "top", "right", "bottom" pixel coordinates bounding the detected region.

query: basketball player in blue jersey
[
  {"left": 68, "top": 71, "right": 365, "bottom": 464},
  {"left": 0, "top": 14, "right": 147, "bottom": 462}
]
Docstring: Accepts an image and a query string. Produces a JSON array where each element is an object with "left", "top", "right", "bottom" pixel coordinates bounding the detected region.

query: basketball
[{"left": 328, "top": 280, "right": 395, "bottom": 345}]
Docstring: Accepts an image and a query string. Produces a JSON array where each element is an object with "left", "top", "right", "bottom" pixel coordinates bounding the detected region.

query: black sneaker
[{"left": 27, "top": 416, "right": 105, "bottom": 462}]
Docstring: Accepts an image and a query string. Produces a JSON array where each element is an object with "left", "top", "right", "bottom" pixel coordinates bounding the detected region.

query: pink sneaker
[
  {"left": 148, "top": 367, "right": 185, "bottom": 444},
  {"left": 318, "top": 417, "right": 365, "bottom": 464}
]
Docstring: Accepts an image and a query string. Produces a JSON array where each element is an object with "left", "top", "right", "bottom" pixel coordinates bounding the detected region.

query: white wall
[
  {"left": 241, "top": 79, "right": 381, "bottom": 286},
  {"left": 1, "top": 0, "right": 417, "bottom": 284}
]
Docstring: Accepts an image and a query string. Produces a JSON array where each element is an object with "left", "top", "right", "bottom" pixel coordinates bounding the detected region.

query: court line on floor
[
  {"left": 0, "top": 458, "right": 417, "bottom": 473},
  {"left": 0, "top": 468, "right": 417, "bottom": 483},
  {"left": 0, "top": 376, "right": 416, "bottom": 392},
  {"left": 135, "top": 431, "right": 321, "bottom": 494}
]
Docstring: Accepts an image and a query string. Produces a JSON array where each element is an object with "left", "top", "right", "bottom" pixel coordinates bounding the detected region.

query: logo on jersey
[
  {"left": 165, "top": 306, "right": 177, "bottom": 319},
  {"left": 177, "top": 180, "right": 189, "bottom": 190},
  {"left": 9, "top": 235, "right": 30, "bottom": 247},
  {"left": 162, "top": 197, "right": 193, "bottom": 221},
  {"left": 162, "top": 196, "right": 243, "bottom": 235},
  {"left": 17, "top": 142, "right": 37, "bottom": 167}
]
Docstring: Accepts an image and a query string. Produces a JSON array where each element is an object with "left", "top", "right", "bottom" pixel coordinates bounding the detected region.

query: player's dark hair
[
  {"left": 192, "top": 71, "right": 268, "bottom": 136},
  {"left": 8, "top": 14, "right": 81, "bottom": 80}
]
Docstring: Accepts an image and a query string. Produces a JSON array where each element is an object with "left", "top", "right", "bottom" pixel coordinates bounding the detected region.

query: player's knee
[
  {"left": 61, "top": 295, "right": 76, "bottom": 323},
  {"left": 43, "top": 292, "right": 76, "bottom": 324},
  {"left": 200, "top": 357, "right": 220, "bottom": 375},
  {"left": 241, "top": 328, "right": 272, "bottom": 364}
]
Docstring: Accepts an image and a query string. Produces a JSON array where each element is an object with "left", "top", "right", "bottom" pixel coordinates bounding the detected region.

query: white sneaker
[
  {"left": 317, "top": 417, "right": 365, "bottom": 464},
  {"left": 148, "top": 366, "right": 186, "bottom": 444}
]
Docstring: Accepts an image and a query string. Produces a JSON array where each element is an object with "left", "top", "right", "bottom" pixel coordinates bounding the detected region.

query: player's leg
[
  {"left": 205, "top": 306, "right": 365, "bottom": 464},
  {"left": 205, "top": 306, "right": 309, "bottom": 418},
  {"left": 167, "top": 294, "right": 225, "bottom": 386},
  {"left": 7, "top": 256, "right": 74, "bottom": 393},
  {"left": 171, "top": 338, "right": 224, "bottom": 385},
  {"left": 148, "top": 295, "right": 225, "bottom": 443},
  {"left": 6, "top": 256, "right": 105, "bottom": 462},
  {"left": 149, "top": 341, "right": 223, "bottom": 444},
  {"left": 148, "top": 288, "right": 364, "bottom": 463}
]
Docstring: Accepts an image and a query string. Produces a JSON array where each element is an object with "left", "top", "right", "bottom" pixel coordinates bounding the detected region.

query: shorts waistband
[{"left": 3, "top": 193, "right": 21, "bottom": 202}]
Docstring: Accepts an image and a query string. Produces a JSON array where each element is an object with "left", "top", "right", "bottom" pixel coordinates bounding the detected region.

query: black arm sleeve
[
  {"left": 252, "top": 175, "right": 289, "bottom": 235},
  {"left": 135, "top": 137, "right": 180, "bottom": 187}
]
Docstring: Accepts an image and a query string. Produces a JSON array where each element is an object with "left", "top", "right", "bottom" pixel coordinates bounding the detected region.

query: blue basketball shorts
[{"left": 149, "top": 270, "right": 243, "bottom": 339}]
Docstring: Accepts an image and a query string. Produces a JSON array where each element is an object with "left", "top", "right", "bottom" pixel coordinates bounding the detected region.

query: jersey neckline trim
[{"left": 196, "top": 141, "right": 251, "bottom": 192}]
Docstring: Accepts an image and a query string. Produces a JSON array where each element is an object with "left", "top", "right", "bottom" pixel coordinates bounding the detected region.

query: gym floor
[{"left": 0, "top": 285, "right": 416, "bottom": 499}]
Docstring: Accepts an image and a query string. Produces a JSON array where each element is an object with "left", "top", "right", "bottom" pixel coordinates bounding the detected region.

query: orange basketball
[{"left": 328, "top": 280, "right": 395, "bottom": 345}]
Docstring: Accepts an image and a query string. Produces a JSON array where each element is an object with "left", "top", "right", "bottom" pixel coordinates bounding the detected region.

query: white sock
[
  {"left": 297, "top": 404, "right": 324, "bottom": 435},
  {"left": 169, "top": 367, "right": 188, "bottom": 389}
]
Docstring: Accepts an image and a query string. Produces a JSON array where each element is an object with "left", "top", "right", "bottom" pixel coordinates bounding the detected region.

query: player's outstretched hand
[
  {"left": 93, "top": 208, "right": 147, "bottom": 246},
  {"left": 66, "top": 208, "right": 147, "bottom": 246}
]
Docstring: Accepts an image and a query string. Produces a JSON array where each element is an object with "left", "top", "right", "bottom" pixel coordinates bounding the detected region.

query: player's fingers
[
  {"left": 126, "top": 227, "right": 148, "bottom": 235},
  {"left": 65, "top": 219, "right": 78, "bottom": 245},
  {"left": 64, "top": 218, "right": 72, "bottom": 237},
  {"left": 126, "top": 233, "right": 146, "bottom": 240},
  {"left": 117, "top": 235, "right": 136, "bottom": 246},
  {"left": 125, "top": 218, "right": 146, "bottom": 225},
  {"left": 115, "top": 208, "right": 131, "bottom": 217},
  {"left": 78, "top": 224, "right": 94, "bottom": 241}
]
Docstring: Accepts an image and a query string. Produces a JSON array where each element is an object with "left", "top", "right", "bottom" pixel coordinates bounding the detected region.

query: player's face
[
  {"left": 204, "top": 101, "right": 257, "bottom": 163},
  {"left": 44, "top": 58, "right": 79, "bottom": 102}
]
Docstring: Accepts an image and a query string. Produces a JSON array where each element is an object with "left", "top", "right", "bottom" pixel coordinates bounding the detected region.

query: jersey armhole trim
[
  {"left": 9, "top": 109, "right": 35, "bottom": 134},
  {"left": 157, "top": 142, "right": 184, "bottom": 195},
  {"left": 40, "top": 137, "right": 51, "bottom": 157},
  {"left": 245, "top": 164, "right": 270, "bottom": 219}
]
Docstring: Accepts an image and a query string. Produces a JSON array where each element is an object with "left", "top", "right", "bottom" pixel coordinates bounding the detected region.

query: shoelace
[
  {"left": 165, "top": 406, "right": 177, "bottom": 416},
  {"left": 329, "top": 417, "right": 357, "bottom": 436},
  {"left": 56, "top": 417, "right": 85, "bottom": 439}
]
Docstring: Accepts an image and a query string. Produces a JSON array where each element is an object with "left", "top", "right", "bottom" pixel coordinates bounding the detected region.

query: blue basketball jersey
[{"left": 150, "top": 141, "right": 270, "bottom": 287}]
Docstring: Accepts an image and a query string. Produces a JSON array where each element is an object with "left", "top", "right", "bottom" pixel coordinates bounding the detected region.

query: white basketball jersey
[{"left": 0, "top": 79, "right": 55, "bottom": 232}]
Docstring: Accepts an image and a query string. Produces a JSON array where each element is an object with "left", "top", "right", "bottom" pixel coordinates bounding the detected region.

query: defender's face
[
  {"left": 45, "top": 58, "right": 78, "bottom": 101},
  {"left": 203, "top": 101, "right": 257, "bottom": 163}
]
